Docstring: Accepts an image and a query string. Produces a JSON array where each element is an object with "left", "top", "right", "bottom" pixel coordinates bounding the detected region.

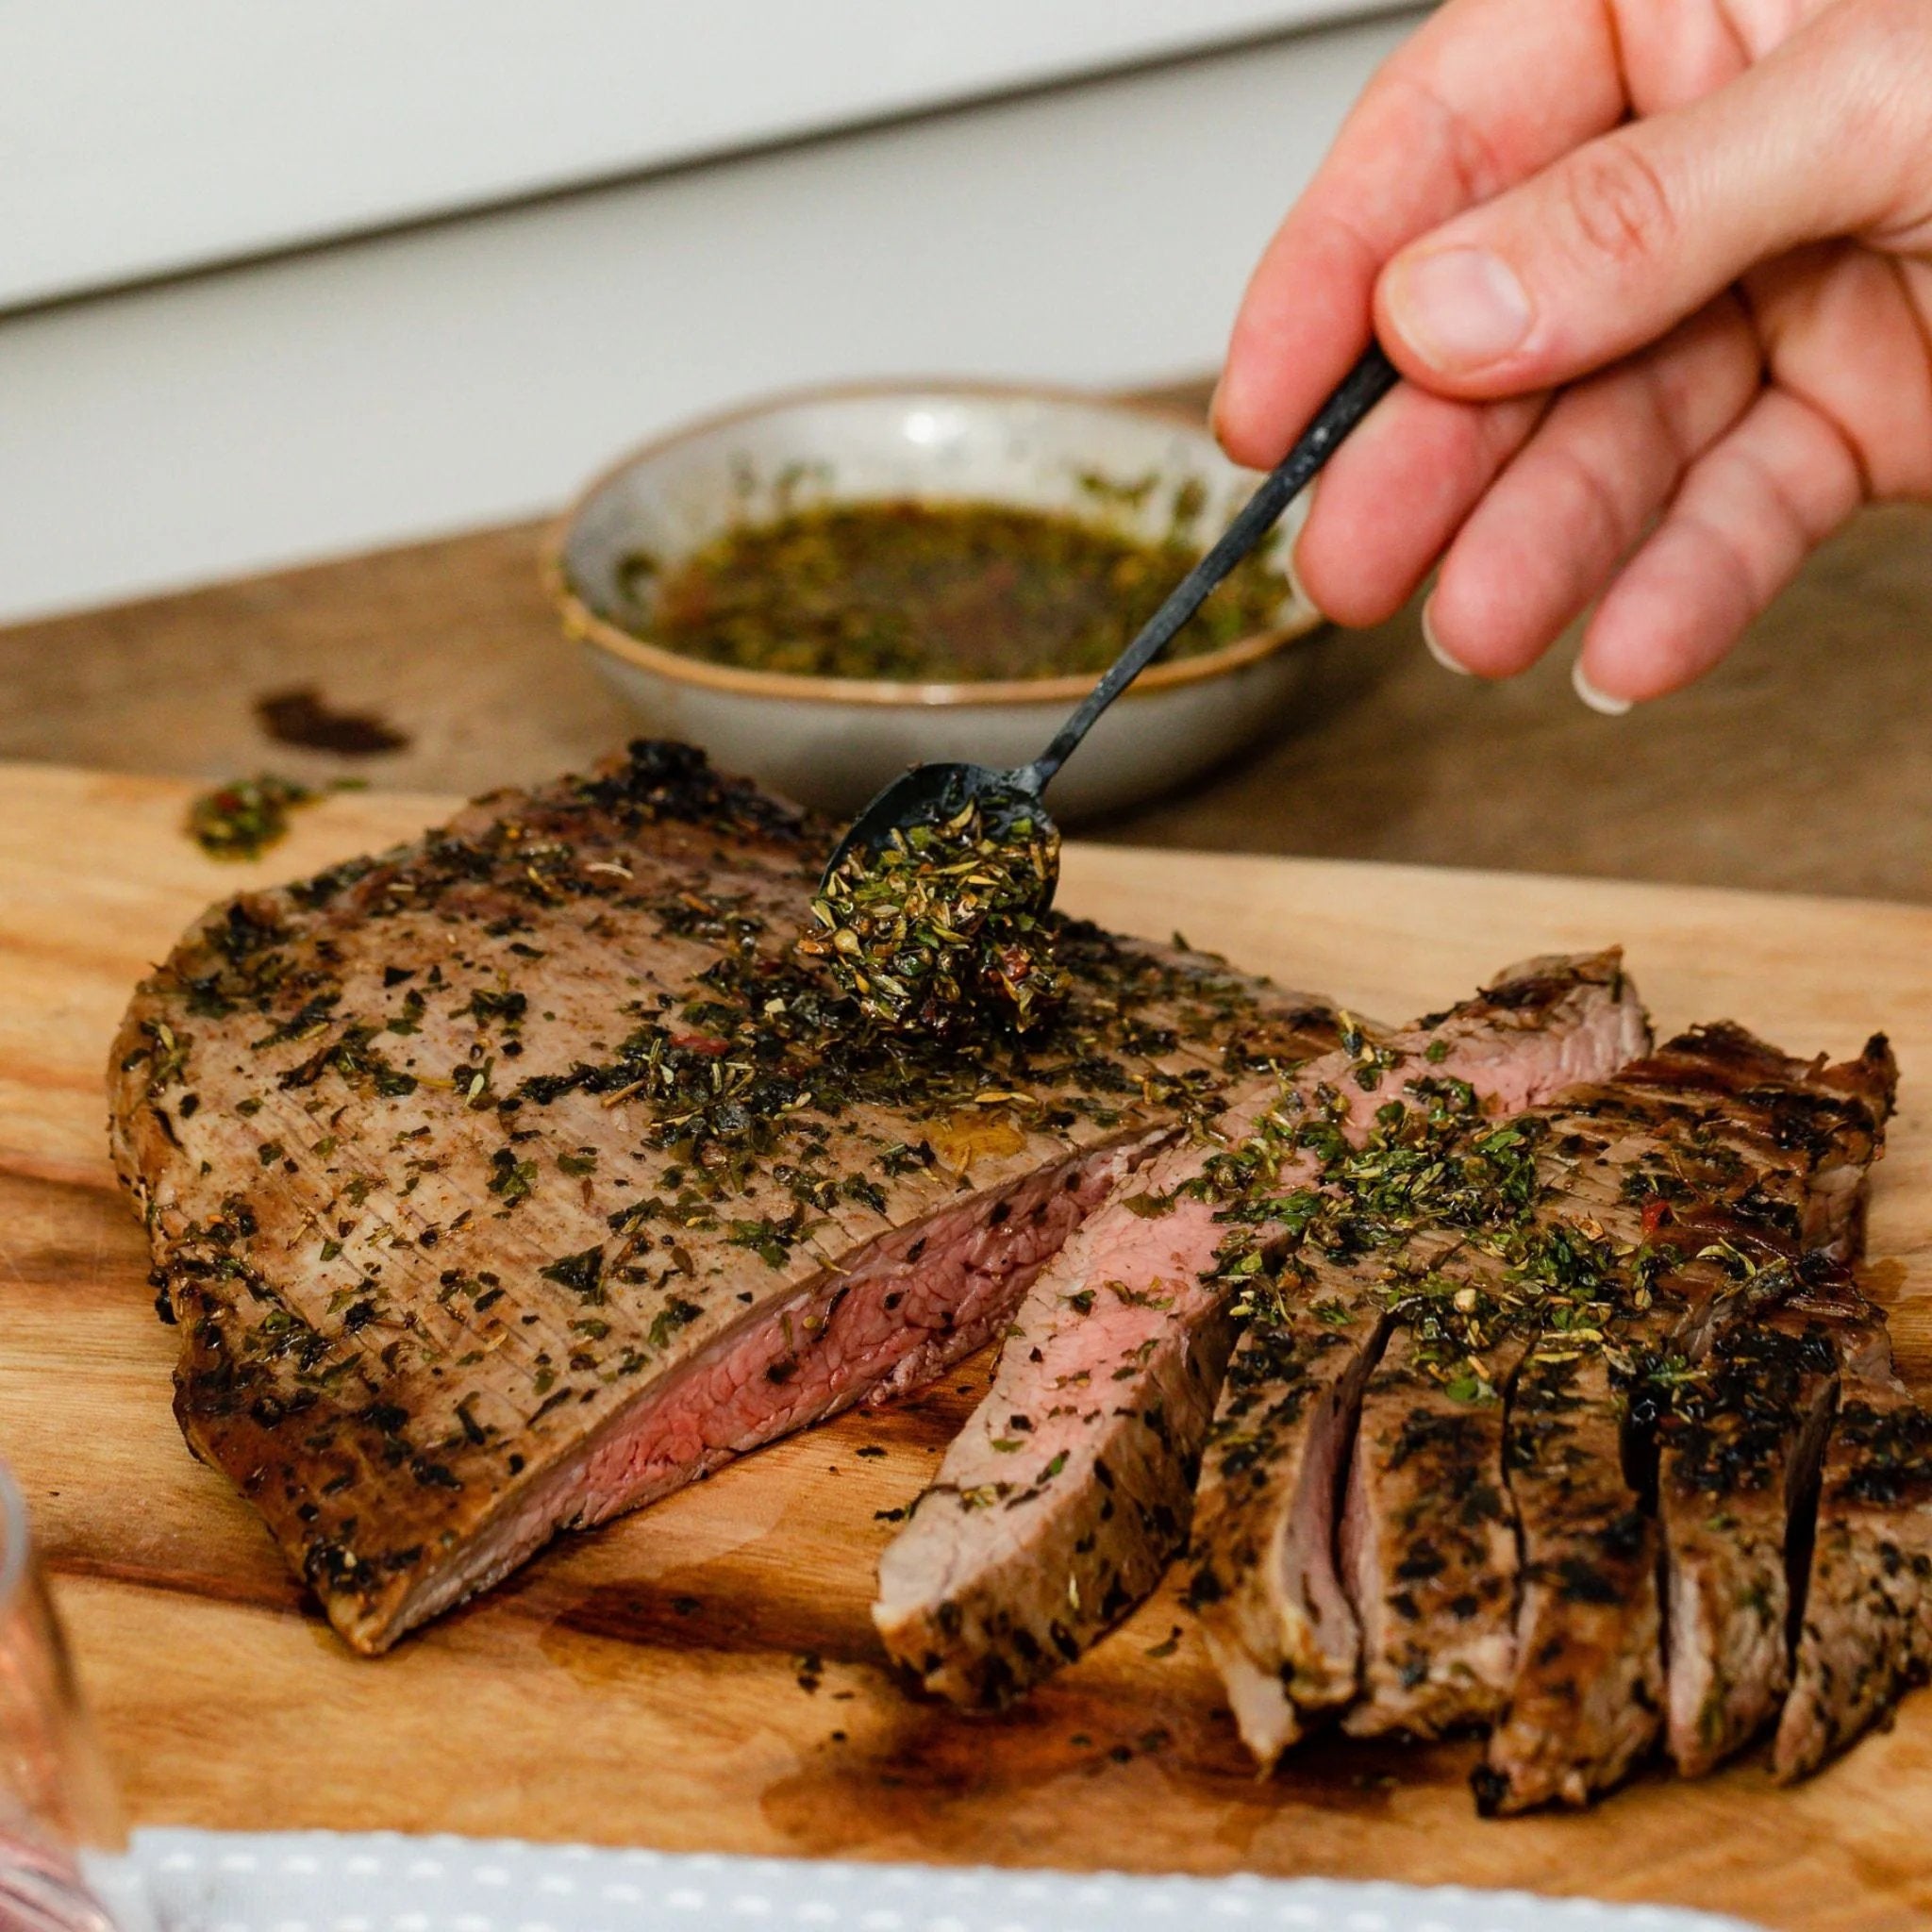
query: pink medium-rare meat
[
  {"left": 872, "top": 1005, "right": 1349, "bottom": 1705},
  {"left": 401, "top": 1136, "right": 1147, "bottom": 1635},
  {"left": 108, "top": 741, "right": 1338, "bottom": 1652},
  {"left": 875, "top": 953, "right": 1648, "bottom": 1714}
]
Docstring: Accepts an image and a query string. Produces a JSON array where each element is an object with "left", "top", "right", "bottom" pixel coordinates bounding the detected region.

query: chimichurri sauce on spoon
[{"left": 798, "top": 802, "right": 1065, "bottom": 1040}]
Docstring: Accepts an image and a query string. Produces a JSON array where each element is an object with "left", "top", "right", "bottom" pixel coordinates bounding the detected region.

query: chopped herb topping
[
  {"left": 187, "top": 774, "right": 316, "bottom": 861},
  {"left": 538, "top": 1244, "right": 606, "bottom": 1304},
  {"left": 799, "top": 801, "right": 1065, "bottom": 1039}
]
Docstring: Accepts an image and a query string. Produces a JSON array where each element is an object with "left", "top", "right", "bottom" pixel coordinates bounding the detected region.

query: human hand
[{"left": 1215, "top": 0, "right": 1932, "bottom": 708}]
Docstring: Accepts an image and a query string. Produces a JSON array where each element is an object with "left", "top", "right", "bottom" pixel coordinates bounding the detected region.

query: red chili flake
[
  {"left": 1641, "top": 1198, "right": 1671, "bottom": 1237},
  {"left": 670, "top": 1032, "right": 731, "bottom": 1055}
]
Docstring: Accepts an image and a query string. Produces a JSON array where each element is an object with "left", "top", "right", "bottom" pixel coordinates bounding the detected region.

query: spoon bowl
[{"left": 820, "top": 761, "right": 1049, "bottom": 888}]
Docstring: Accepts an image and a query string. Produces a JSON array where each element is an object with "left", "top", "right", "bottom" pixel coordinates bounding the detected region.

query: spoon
[{"left": 822, "top": 342, "right": 1400, "bottom": 895}]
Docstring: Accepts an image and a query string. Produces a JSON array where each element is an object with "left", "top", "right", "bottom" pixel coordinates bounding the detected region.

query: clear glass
[{"left": 0, "top": 1464, "right": 136, "bottom": 1932}]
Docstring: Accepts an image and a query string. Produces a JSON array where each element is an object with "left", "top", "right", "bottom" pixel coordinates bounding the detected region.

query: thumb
[{"left": 1370, "top": 0, "right": 1926, "bottom": 396}]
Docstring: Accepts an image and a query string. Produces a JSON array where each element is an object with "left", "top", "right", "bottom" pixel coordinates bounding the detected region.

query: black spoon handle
[{"left": 1020, "top": 341, "right": 1400, "bottom": 794}]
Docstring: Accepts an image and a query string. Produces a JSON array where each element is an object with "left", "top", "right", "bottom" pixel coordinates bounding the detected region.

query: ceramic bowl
[{"left": 549, "top": 382, "right": 1323, "bottom": 822}]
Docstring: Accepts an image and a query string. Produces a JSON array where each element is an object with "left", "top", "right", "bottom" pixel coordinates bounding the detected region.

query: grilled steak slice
[
  {"left": 109, "top": 741, "right": 1334, "bottom": 1653},
  {"left": 871, "top": 1005, "right": 1347, "bottom": 1707},
  {"left": 1478, "top": 1026, "right": 1896, "bottom": 1812},
  {"left": 1657, "top": 1277, "right": 1862, "bottom": 1776},
  {"left": 1341, "top": 1302, "right": 1536, "bottom": 1740},
  {"left": 1483, "top": 1348, "right": 1665, "bottom": 1812},
  {"left": 1774, "top": 1297, "right": 1932, "bottom": 1783},
  {"left": 1774, "top": 1390, "right": 1932, "bottom": 1782},
  {"left": 1196, "top": 1255, "right": 1398, "bottom": 1765},
  {"left": 1185, "top": 954, "right": 1650, "bottom": 1768}
]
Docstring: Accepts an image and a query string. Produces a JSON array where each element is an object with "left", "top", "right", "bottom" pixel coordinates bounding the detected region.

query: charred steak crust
[
  {"left": 1479, "top": 1026, "right": 1895, "bottom": 1812},
  {"left": 1188, "top": 953, "right": 1652, "bottom": 1768},
  {"left": 1657, "top": 1283, "right": 1852, "bottom": 1777},
  {"left": 109, "top": 742, "right": 1335, "bottom": 1653},
  {"left": 1177, "top": 1006, "right": 1897, "bottom": 1806},
  {"left": 1341, "top": 1306, "right": 1533, "bottom": 1743},
  {"left": 1774, "top": 1284, "right": 1932, "bottom": 1784}
]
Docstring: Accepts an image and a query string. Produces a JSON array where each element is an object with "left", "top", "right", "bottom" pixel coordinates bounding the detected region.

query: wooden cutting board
[{"left": 7, "top": 760, "right": 1932, "bottom": 1932}]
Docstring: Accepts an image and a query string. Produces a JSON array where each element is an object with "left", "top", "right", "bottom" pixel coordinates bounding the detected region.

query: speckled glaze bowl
[{"left": 549, "top": 382, "right": 1323, "bottom": 822}]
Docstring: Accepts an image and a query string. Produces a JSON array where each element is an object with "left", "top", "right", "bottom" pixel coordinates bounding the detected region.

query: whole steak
[{"left": 108, "top": 742, "right": 1334, "bottom": 1653}]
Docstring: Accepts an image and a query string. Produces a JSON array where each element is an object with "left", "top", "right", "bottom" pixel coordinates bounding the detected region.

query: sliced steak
[
  {"left": 876, "top": 953, "right": 1642, "bottom": 1712},
  {"left": 109, "top": 741, "right": 1335, "bottom": 1653},
  {"left": 1774, "top": 1298, "right": 1932, "bottom": 1783},
  {"left": 1341, "top": 1292, "right": 1537, "bottom": 1740},
  {"left": 1477, "top": 1026, "right": 1896, "bottom": 1812},
  {"left": 1482, "top": 1348, "right": 1665, "bottom": 1812},
  {"left": 871, "top": 1004, "right": 1347, "bottom": 1706},
  {"left": 1656, "top": 1276, "right": 1857, "bottom": 1777},
  {"left": 1175, "top": 1010, "right": 1891, "bottom": 1794},
  {"left": 1185, "top": 954, "right": 1650, "bottom": 1768},
  {"left": 1195, "top": 1254, "right": 1398, "bottom": 1764},
  {"left": 1338, "top": 1110, "right": 1665, "bottom": 1752}
]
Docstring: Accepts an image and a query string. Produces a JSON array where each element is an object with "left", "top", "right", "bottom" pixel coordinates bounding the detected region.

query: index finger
[{"left": 1215, "top": 0, "right": 1627, "bottom": 466}]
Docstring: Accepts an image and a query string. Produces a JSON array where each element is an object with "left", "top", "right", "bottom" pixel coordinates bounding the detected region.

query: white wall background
[
  {"left": 5, "top": 1, "right": 1407, "bottom": 309},
  {"left": 0, "top": 8, "right": 1423, "bottom": 622}
]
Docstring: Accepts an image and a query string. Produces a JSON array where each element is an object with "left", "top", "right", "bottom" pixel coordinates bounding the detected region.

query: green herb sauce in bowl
[
  {"left": 624, "top": 496, "right": 1291, "bottom": 687},
  {"left": 554, "top": 383, "right": 1325, "bottom": 820}
]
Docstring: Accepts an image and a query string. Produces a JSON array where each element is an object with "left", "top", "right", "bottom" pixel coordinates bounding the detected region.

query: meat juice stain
[
  {"left": 256, "top": 685, "right": 409, "bottom": 756},
  {"left": 1857, "top": 1258, "right": 1932, "bottom": 1381},
  {"left": 535, "top": 1573, "right": 1356, "bottom": 1856},
  {"left": 537, "top": 1574, "right": 879, "bottom": 1690},
  {"left": 759, "top": 1694, "right": 1101, "bottom": 1853},
  {"left": 1858, "top": 1257, "right": 1910, "bottom": 1307},
  {"left": 756, "top": 1677, "right": 1407, "bottom": 1862},
  {"left": 757, "top": 1586, "right": 1445, "bottom": 1855}
]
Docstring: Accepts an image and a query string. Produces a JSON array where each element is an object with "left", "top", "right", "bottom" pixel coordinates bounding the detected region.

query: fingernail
[
  {"left": 1383, "top": 247, "right": 1533, "bottom": 373},
  {"left": 1421, "top": 599, "right": 1471, "bottom": 675},
  {"left": 1572, "top": 658, "right": 1633, "bottom": 716}
]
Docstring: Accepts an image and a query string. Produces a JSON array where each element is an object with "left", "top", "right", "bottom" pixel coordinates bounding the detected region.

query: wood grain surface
[
  {"left": 7, "top": 763, "right": 1932, "bottom": 1930},
  {"left": 3, "top": 377, "right": 1928, "bottom": 904}
]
